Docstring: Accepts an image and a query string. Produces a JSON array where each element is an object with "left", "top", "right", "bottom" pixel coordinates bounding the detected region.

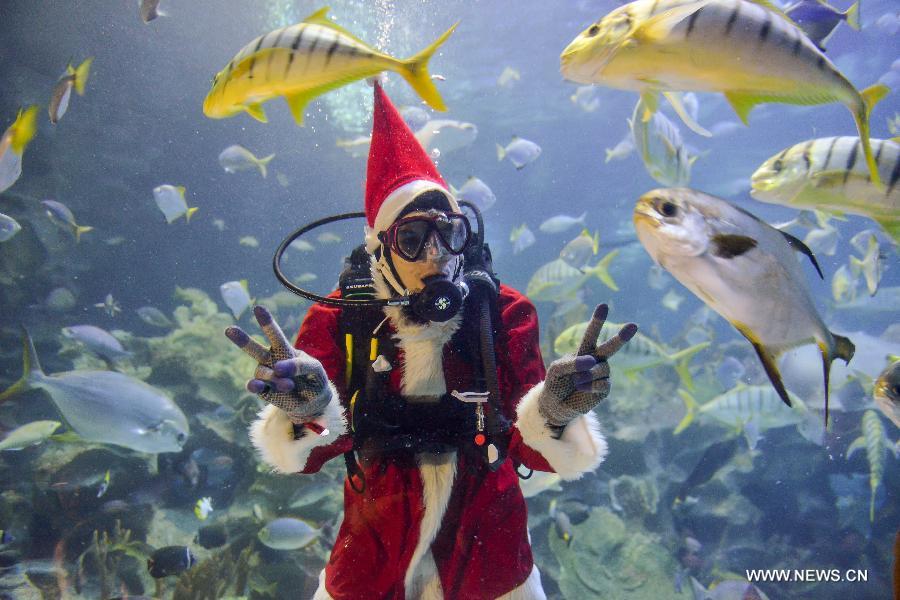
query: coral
[
  {"left": 76, "top": 521, "right": 151, "bottom": 599},
  {"left": 549, "top": 507, "right": 691, "bottom": 599},
  {"left": 145, "top": 287, "right": 255, "bottom": 410},
  {"left": 172, "top": 545, "right": 258, "bottom": 600}
]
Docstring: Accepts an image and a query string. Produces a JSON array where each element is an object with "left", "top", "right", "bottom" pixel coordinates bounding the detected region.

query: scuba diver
[{"left": 224, "top": 82, "right": 637, "bottom": 600}]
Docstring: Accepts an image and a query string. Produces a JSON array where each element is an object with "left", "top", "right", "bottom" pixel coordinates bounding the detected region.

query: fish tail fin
[
  {"left": 496, "top": 143, "right": 506, "bottom": 162},
  {"left": 869, "top": 489, "right": 875, "bottom": 522},
  {"left": 668, "top": 342, "right": 711, "bottom": 392},
  {"left": 674, "top": 388, "right": 698, "bottom": 435},
  {"left": 872, "top": 216, "right": 900, "bottom": 244},
  {"left": 399, "top": 22, "right": 458, "bottom": 112},
  {"left": 0, "top": 327, "right": 44, "bottom": 404},
  {"left": 844, "top": 2, "right": 860, "bottom": 30},
  {"left": 10, "top": 106, "right": 39, "bottom": 155},
  {"left": 74, "top": 225, "right": 93, "bottom": 243},
  {"left": 855, "top": 83, "right": 889, "bottom": 187},
  {"left": 832, "top": 334, "right": 855, "bottom": 364},
  {"left": 257, "top": 154, "right": 275, "bottom": 178},
  {"left": 73, "top": 57, "right": 93, "bottom": 95},
  {"left": 185, "top": 207, "right": 199, "bottom": 223},
  {"left": 587, "top": 249, "right": 619, "bottom": 291},
  {"left": 819, "top": 335, "right": 854, "bottom": 428}
]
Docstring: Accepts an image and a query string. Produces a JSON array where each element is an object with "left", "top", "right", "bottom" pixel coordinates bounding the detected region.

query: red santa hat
[{"left": 364, "top": 82, "right": 459, "bottom": 253}]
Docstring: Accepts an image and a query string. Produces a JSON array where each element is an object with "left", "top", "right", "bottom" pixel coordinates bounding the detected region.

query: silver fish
[
  {"left": 455, "top": 176, "right": 496, "bottom": 213},
  {"left": 257, "top": 517, "right": 320, "bottom": 550},
  {"left": 630, "top": 97, "right": 697, "bottom": 186},
  {"left": 415, "top": 119, "right": 478, "bottom": 155},
  {"left": 220, "top": 280, "right": 252, "bottom": 319},
  {"left": 496, "top": 136, "right": 542, "bottom": 170},
  {"left": 0, "top": 212, "right": 21, "bottom": 242},
  {"left": 61, "top": 325, "right": 131, "bottom": 362},
  {"left": 153, "top": 184, "right": 198, "bottom": 224},
  {"left": 539, "top": 212, "right": 587, "bottom": 234},
  {"left": 510, "top": 223, "right": 535, "bottom": 254},
  {"left": 218, "top": 145, "right": 275, "bottom": 178},
  {"left": 634, "top": 187, "right": 854, "bottom": 422},
  {"left": 41, "top": 199, "right": 93, "bottom": 242},
  {"left": 0, "top": 330, "right": 189, "bottom": 454},
  {"left": 137, "top": 306, "right": 174, "bottom": 328}
]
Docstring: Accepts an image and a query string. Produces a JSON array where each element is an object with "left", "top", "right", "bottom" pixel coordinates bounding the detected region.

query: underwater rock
[
  {"left": 550, "top": 507, "right": 690, "bottom": 599},
  {"left": 609, "top": 474, "right": 659, "bottom": 520}
]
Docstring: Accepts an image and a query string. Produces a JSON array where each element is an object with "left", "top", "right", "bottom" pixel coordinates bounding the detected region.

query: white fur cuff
[
  {"left": 248, "top": 382, "right": 347, "bottom": 474},
  {"left": 515, "top": 381, "right": 607, "bottom": 480}
]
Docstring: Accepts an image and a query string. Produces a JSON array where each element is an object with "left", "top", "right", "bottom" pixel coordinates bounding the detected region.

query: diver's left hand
[{"left": 539, "top": 304, "right": 637, "bottom": 429}]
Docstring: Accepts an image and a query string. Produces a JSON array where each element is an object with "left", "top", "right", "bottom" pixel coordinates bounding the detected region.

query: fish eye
[
  {"left": 177, "top": 432, "right": 187, "bottom": 444},
  {"left": 772, "top": 159, "right": 783, "bottom": 172},
  {"left": 587, "top": 24, "right": 601, "bottom": 37},
  {"left": 659, "top": 201, "right": 678, "bottom": 218}
]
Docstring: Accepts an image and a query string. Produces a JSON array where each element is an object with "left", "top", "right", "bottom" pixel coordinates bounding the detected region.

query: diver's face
[{"left": 390, "top": 211, "right": 459, "bottom": 292}]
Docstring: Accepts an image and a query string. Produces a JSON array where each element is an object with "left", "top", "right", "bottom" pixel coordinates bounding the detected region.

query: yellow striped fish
[
  {"left": 554, "top": 320, "right": 708, "bottom": 390},
  {"left": 846, "top": 410, "right": 894, "bottom": 522},
  {"left": 675, "top": 384, "right": 824, "bottom": 448},
  {"left": 560, "top": 0, "right": 889, "bottom": 186},
  {"left": 203, "top": 7, "right": 457, "bottom": 125},
  {"left": 751, "top": 137, "right": 900, "bottom": 243}
]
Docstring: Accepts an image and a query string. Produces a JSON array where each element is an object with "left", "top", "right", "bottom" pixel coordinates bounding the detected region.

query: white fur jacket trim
[
  {"left": 515, "top": 381, "right": 607, "bottom": 480},
  {"left": 249, "top": 382, "right": 347, "bottom": 474}
]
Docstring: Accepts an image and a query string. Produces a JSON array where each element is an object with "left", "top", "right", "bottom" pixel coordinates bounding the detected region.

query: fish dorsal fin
[
  {"left": 662, "top": 92, "right": 712, "bottom": 137},
  {"left": 745, "top": 0, "right": 801, "bottom": 29},
  {"left": 634, "top": 1, "right": 714, "bottom": 42},
  {"left": 710, "top": 234, "right": 757, "bottom": 258},
  {"left": 779, "top": 230, "right": 824, "bottom": 279},
  {"left": 302, "top": 6, "right": 374, "bottom": 50}
]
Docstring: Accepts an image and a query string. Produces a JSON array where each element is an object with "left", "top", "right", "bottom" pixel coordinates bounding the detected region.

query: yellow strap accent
[
  {"left": 349, "top": 390, "right": 360, "bottom": 433},
  {"left": 344, "top": 333, "right": 353, "bottom": 388},
  {"left": 369, "top": 338, "right": 379, "bottom": 361}
]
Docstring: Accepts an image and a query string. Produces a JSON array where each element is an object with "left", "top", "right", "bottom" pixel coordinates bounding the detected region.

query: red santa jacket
[{"left": 249, "top": 285, "right": 608, "bottom": 599}]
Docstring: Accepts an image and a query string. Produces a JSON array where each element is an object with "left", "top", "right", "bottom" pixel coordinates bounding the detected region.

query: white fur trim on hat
[
  {"left": 248, "top": 384, "right": 347, "bottom": 474},
  {"left": 515, "top": 381, "right": 607, "bottom": 480},
  {"left": 365, "top": 179, "right": 459, "bottom": 253}
]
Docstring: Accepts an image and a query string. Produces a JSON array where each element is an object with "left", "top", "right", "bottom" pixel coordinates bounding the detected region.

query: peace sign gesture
[
  {"left": 539, "top": 304, "right": 637, "bottom": 429},
  {"left": 224, "top": 305, "right": 331, "bottom": 422}
]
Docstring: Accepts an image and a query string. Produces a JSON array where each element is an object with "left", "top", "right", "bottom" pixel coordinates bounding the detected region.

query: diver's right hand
[{"left": 225, "top": 306, "right": 332, "bottom": 422}]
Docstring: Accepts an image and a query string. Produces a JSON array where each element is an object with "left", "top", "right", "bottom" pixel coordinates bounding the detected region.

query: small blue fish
[
  {"left": 41, "top": 199, "right": 93, "bottom": 242},
  {"left": 0, "top": 212, "right": 21, "bottom": 242},
  {"left": 786, "top": 0, "right": 860, "bottom": 51}
]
